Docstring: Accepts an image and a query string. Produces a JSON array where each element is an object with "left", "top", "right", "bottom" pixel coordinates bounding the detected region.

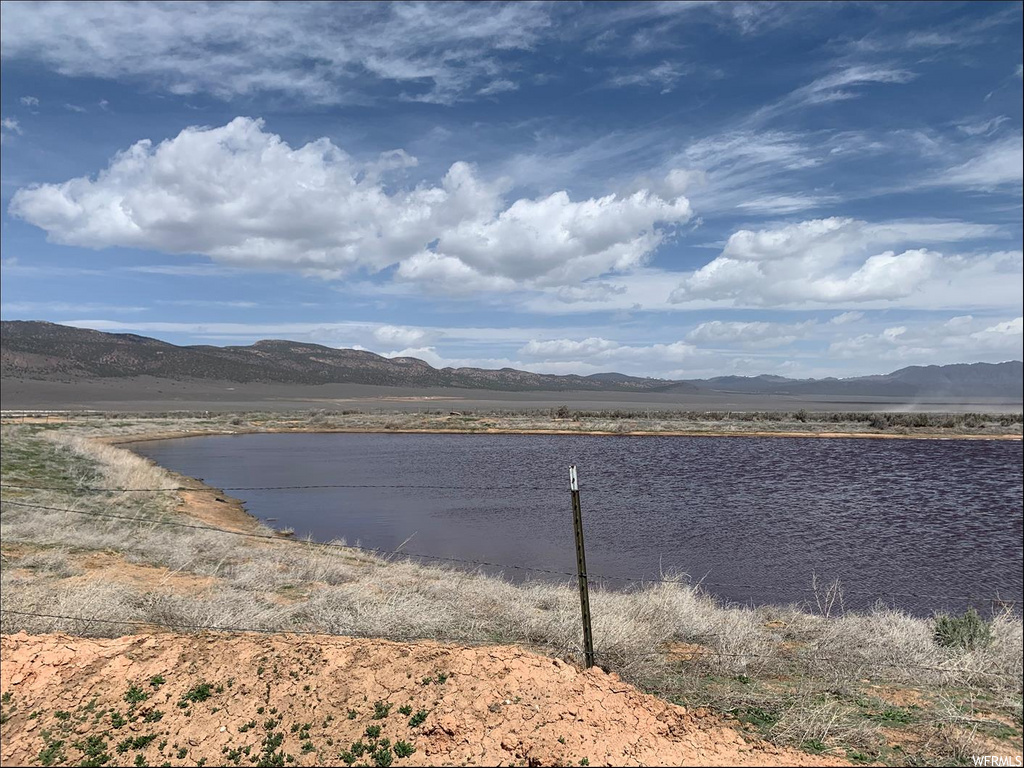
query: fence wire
[{"left": 1, "top": 496, "right": 1018, "bottom": 606}]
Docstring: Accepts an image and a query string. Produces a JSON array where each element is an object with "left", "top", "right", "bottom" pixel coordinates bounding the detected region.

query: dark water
[{"left": 130, "top": 433, "right": 1023, "bottom": 614}]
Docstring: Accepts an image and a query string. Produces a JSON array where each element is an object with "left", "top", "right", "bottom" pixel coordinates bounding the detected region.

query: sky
[{"left": 1, "top": 1, "right": 1022, "bottom": 380}]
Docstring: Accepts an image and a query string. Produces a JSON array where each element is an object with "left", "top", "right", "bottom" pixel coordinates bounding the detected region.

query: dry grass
[{"left": 1, "top": 419, "right": 1022, "bottom": 764}]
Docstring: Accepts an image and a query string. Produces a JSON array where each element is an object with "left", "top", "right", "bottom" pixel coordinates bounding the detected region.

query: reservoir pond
[{"left": 130, "top": 433, "right": 1023, "bottom": 614}]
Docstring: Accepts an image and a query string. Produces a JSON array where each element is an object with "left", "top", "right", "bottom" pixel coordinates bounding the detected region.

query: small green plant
[
  {"left": 435, "top": 672, "right": 449, "bottom": 684},
  {"left": 300, "top": 741, "right": 314, "bottom": 754},
  {"left": 393, "top": 740, "right": 415, "bottom": 758},
  {"left": 180, "top": 682, "right": 214, "bottom": 705},
  {"left": 736, "top": 706, "right": 780, "bottom": 731},
  {"left": 372, "top": 745, "right": 393, "bottom": 767},
  {"left": 110, "top": 711, "right": 127, "bottom": 728},
  {"left": 875, "top": 706, "right": 915, "bottom": 725},
  {"left": 802, "top": 739, "right": 827, "bottom": 754},
  {"left": 38, "top": 737, "right": 66, "bottom": 766},
  {"left": 373, "top": 701, "right": 392, "bottom": 719},
  {"left": 347, "top": 708, "right": 358, "bottom": 720},
  {"left": 75, "top": 735, "right": 111, "bottom": 767},
  {"left": 148, "top": 675, "right": 165, "bottom": 689},
  {"left": 934, "top": 608, "right": 993, "bottom": 650},
  {"left": 1, "top": 691, "right": 12, "bottom": 704},
  {"left": 349, "top": 740, "right": 367, "bottom": 757},
  {"left": 340, "top": 751, "right": 356, "bottom": 766},
  {"left": 125, "top": 685, "right": 149, "bottom": 705},
  {"left": 364, "top": 724, "right": 381, "bottom": 740},
  {"left": 408, "top": 709, "right": 428, "bottom": 728},
  {"left": 54, "top": 710, "right": 71, "bottom": 720},
  {"left": 398, "top": 705, "right": 412, "bottom": 716}
]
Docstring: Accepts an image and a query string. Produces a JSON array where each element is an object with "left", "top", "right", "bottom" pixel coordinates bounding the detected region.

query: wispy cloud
[{"left": 0, "top": 2, "right": 557, "bottom": 106}]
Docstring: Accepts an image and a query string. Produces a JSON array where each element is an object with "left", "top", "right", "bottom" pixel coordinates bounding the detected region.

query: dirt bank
[{"left": 0, "top": 632, "right": 849, "bottom": 767}]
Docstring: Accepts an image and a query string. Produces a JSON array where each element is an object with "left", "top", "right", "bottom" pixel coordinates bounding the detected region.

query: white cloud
[
  {"left": 955, "top": 116, "right": 1009, "bottom": 137},
  {"left": 0, "top": 2, "right": 556, "bottom": 106},
  {"left": 685, "top": 320, "right": 812, "bottom": 348},
  {"left": 519, "top": 337, "right": 622, "bottom": 360},
  {"left": 476, "top": 79, "right": 518, "bottom": 97},
  {"left": 554, "top": 282, "right": 627, "bottom": 304},
  {"left": 19, "top": 95, "right": 39, "bottom": 107},
  {"left": 1, "top": 117, "right": 22, "bottom": 141},
  {"left": 829, "top": 311, "right": 864, "bottom": 325},
  {"left": 605, "top": 61, "right": 690, "bottom": 93},
  {"left": 936, "top": 134, "right": 1023, "bottom": 191},
  {"left": 372, "top": 325, "right": 433, "bottom": 347},
  {"left": 10, "top": 117, "right": 692, "bottom": 291},
  {"left": 737, "top": 194, "right": 838, "bottom": 214},
  {"left": 518, "top": 336, "right": 696, "bottom": 369},
  {"left": 829, "top": 315, "right": 1023, "bottom": 364},
  {"left": 752, "top": 65, "right": 915, "bottom": 123},
  {"left": 3, "top": 301, "right": 147, "bottom": 314},
  {"left": 670, "top": 217, "right": 1011, "bottom": 307}
]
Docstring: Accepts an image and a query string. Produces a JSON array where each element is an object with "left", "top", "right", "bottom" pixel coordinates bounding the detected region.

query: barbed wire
[
  {"left": 593, "top": 645, "right": 1024, "bottom": 678},
  {"left": 0, "top": 608, "right": 561, "bottom": 654},
  {"left": 1, "top": 497, "right": 1018, "bottom": 607},
  {"left": 0, "top": 481, "right": 564, "bottom": 493},
  {"left": 0, "top": 499, "right": 584, "bottom": 579}
]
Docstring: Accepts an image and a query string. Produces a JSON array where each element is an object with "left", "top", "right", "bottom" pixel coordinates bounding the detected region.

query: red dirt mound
[{"left": 0, "top": 632, "right": 848, "bottom": 766}]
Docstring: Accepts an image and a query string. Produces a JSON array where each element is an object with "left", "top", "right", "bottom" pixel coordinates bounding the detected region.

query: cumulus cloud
[
  {"left": 372, "top": 324, "right": 433, "bottom": 347},
  {"left": 685, "top": 320, "right": 813, "bottom": 348},
  {"left": 829, "top": 315, "right": 1023, "bottom": 363},
  {"left": 10, "top": 117, "right": 693, "bottom": 290},
  {"left": 670, "top": 217, "right": 1007, "bottom": 307}
]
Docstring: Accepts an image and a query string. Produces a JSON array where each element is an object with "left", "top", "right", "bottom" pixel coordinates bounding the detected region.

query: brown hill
[{"left": 0, "top": 321, "right": 679, "bottom": 392}]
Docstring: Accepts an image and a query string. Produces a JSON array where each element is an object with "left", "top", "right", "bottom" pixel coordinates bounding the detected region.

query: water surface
[{"left": 131, "top": 433, "right": 1023, "bottom": 614}]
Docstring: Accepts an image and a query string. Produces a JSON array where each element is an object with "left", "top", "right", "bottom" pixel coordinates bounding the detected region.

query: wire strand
[{"left": 2, "top": 497, "right": 1016, "bottom": 605}]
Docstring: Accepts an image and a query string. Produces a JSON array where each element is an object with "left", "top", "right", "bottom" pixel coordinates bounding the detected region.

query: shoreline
[{"left": 104, "top": 425, "right": 1023, "bottom": 444}]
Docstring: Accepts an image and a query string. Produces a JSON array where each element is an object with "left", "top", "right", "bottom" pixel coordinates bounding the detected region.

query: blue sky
[{"left": 1, "top": 1, "right": 1021, "bottom": 379}]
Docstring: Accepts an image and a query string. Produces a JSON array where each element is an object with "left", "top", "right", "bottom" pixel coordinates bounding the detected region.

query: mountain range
[{"left": 2, "top": 320, "right": 1021, "bottom": 399}]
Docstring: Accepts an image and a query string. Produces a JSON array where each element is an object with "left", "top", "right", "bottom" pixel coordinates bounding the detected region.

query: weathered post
[{"left": 569, "top": 464, "right": 595, "bottom": 668}]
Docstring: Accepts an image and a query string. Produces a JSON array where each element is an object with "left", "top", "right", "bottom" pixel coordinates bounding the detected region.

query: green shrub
[{"left": 933, "top": 608, "right": 992, "bottom": 650}]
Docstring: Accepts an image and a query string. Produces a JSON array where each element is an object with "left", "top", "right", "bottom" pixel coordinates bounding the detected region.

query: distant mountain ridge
[
  {"left": 1, "top": 321, "right": 1021, "bottom": 398},
  {"left": 0, "top": 321, "right": 679, "bottom": 393}
]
